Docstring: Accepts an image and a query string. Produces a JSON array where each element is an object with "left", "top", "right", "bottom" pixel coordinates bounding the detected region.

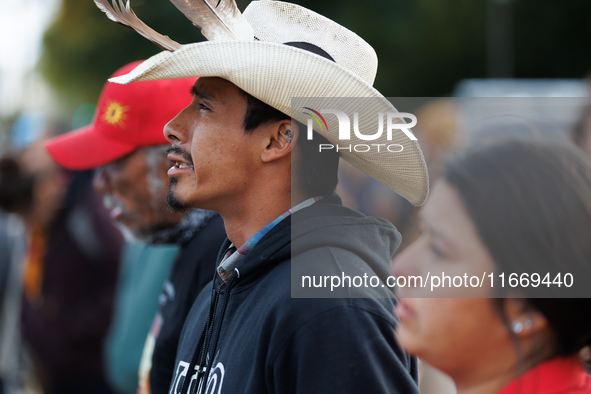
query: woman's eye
[{"left": 430, "top": 243, "right": 444, "bottom": 259}]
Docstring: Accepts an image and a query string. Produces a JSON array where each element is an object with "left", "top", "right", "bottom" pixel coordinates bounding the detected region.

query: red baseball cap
[{"left": 46, "top": 61, "right": 197, "bottom": 170}]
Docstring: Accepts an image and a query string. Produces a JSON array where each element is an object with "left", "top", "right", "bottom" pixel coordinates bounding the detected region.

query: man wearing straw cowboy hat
[{"left": 95, "top": 0, "right": 429, "bottom": 393}]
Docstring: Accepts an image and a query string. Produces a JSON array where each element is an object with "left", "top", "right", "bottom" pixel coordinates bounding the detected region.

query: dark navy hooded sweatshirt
[{"left": 169, "top": 194, "right": 419, "bottom": 394}]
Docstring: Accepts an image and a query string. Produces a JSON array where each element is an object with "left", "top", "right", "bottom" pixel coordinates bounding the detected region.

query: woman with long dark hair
[{"left": 392, "top": 139, "right": 591, "bottom": 393}]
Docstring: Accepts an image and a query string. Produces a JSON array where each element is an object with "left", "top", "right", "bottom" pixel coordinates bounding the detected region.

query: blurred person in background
[
  {"left": 0, "top": 124, "right": 29, "bottom": 394},
  {"left": 337, "top": 99, "right": 461, "bottom": 255},
  {"left": 392, "top": 139, "right": 591, "bottom": 393},
  {"left": 331, "top": 100, "right": 461, "bottom": 394},
  {"left": 394, "top": 99, "right": 460, "bottom": 394},
  {"left": 572, "top": 103, "right": 591, "bottom": 153},
  {"left": 0, "top": 114, "right": 123, "bottom": 394},
  {"left": 394, "top": 99, "right": 462, "bottom": 252},
  {"left": 45, "top": 62, "right": 226, "bottom": 394},
  {"left": 0, "top": 184, "right": 26, "bottom": 394}
]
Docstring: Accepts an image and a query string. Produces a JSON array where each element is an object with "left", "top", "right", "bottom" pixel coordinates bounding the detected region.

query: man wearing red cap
[{"left": 46, "top": 62, "right": 226, "bottom": 394}]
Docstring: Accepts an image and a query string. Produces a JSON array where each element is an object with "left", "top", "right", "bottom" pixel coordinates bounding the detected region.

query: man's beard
[
  {"left": 103, "top": 195, "right": 140, "bottom": 242},
  {"left": 167, "top": 177, "right": 191, "bottom": 213},
  {"left": 103, "top": 194, "right": 172, "bottom": 242}
]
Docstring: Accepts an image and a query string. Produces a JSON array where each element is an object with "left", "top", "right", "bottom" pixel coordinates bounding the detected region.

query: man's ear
[{"left": 261, "top": 120, "right": 298, "bottom": 163}]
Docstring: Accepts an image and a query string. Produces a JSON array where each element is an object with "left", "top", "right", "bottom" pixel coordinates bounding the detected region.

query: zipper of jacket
[
  {"left": 180, "top": 272, "right": 219, "bottom": 394},
  {"left": 197, "top": 272, "right": 237, "bottom": 394},
  {"left": 180, "top": 270, "right": 239, "bottom": 394}
]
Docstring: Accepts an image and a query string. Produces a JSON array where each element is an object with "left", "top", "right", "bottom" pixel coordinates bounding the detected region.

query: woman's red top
[{"left": 499, "top": 356, "right": 591, "bottom": 394}]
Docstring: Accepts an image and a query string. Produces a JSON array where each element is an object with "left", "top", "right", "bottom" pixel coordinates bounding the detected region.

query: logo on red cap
[{"left": 102, "top": 100, "right": 130, "bottom": 128}]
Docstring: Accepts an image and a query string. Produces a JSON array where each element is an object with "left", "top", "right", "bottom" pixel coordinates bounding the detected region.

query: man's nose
[
  {"left": 93, "top": 166, "right": 111, "bottom": 194},
  {"left": 164, "top": 109, "right": 188, "bottom": 144}
]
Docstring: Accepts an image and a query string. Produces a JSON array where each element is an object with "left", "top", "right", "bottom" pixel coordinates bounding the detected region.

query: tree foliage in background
[
  {"left": 40, "top": 0, "right": 205, "bottom": 110},
  {"left": 298, "top": 0, "right": 488, "bottom": 97},
  {"left": 41, "top": 0, "right": 591, "bottom": 115},
  {"left": 513, "top": 0, "right": 591, "bottom": 79}
]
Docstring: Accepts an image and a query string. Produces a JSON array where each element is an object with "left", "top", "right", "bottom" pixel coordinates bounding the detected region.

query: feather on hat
[{"left": 94, "top": 0, "right": 430, "bottom": 206}]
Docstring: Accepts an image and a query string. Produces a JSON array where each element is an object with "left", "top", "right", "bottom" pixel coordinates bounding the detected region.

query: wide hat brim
[{"left": 110, "top": 40, "right": 429, "bottom": 206}]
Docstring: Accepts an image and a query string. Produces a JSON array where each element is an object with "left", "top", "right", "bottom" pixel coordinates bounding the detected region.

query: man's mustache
[{"left": 167, "top": 146, "right": 193, "bottom": 166}]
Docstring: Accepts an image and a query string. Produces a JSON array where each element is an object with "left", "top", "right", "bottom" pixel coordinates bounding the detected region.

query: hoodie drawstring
[
  {"left": 180, "top": 272, "right": 218, "bottom": 394},
  {"left": 197, "top": 274, "right": 235, "bottom": 394},
  {"left": 180, "top": 272, "right": 237, "bottom": 394}
]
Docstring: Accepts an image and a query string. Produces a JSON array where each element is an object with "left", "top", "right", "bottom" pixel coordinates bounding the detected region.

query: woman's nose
[{"left": 391, "top": 237, "right": 423, "bottom": 279}]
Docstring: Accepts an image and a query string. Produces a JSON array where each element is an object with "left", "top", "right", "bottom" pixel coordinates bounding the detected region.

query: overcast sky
[{"left": 0, "top": 0, "right": 61, "bottom": 117}]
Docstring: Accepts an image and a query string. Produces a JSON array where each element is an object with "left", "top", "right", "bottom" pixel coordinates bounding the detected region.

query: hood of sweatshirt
[
  {"left": 216, "top": 193, "right": 400, "bottom": 297},
  {"left": 291, "top": 193, "right": 400, "bottom": 298},
  {"left": 177, "top": 193, "right": 410, "bottom": 394}
]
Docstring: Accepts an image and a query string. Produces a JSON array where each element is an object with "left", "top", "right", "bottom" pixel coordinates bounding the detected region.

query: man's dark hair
[
  {"left": 240, "top": 41, "right": 341, "bottom": 197},
  {"left": 240, "top": 90, "right": 339, "bottom": 198}
]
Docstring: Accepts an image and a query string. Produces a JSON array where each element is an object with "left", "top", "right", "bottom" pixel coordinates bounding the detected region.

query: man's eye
[{"left": 199, "top": 103, "right": 209, "bottom": 110}]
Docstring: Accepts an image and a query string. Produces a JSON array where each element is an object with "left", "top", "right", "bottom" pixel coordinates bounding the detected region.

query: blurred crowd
[{"left": 0, "top": 65, "right": 227, "bottom": 394}]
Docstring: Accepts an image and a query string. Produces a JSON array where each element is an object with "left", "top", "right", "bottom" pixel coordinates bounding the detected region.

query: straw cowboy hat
[{"left": 95, "top": 0, "right": 429, "bottom": 206}]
